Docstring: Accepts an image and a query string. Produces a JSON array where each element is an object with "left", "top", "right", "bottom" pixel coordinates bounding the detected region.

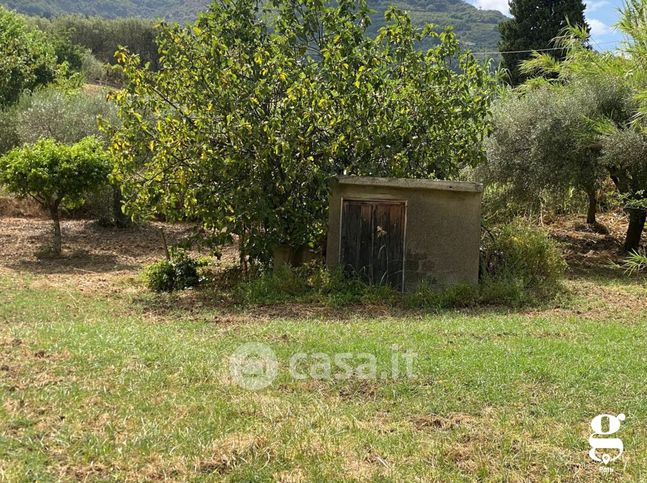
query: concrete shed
[{"left": 326, "top": 176, "right": 483, "bottom": 292}]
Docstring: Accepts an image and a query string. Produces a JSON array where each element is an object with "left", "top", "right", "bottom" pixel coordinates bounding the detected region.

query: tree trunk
[
  {"left": 159, "top": 228, "right": 170, "bottom": 261},
  {"left": 49, "top": 205, "right": 62, "bottom": 256},
  {"left": 112, "top": 184, "right": 130, "bottom": 227},
  {"left": 624, "top": 208, "right": 646, "bottom": 253},
  {"left": 586, "top": 190, "right": 597, "bottom": 225}
]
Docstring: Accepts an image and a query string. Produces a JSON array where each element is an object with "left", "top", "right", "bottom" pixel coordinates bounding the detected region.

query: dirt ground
[
  {"left": 0, "top": 216, "right": 238, "bottom": 298},
  {"left": 0, "top": 211, "right": 644, "bottom": 319},
  {"left": 0, "top": 211, "right": 634, "bottom": 273},
  {"left": 545, "top": 211, "right": 632, "bottom": 269}
]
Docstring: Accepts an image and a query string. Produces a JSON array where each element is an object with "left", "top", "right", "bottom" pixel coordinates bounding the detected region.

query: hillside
[
  {"left": 367, "top": 0, "right": 506, "bottom": 50},
  {"left": 0, "top": 0, "right": 507, "bottom": 51}
]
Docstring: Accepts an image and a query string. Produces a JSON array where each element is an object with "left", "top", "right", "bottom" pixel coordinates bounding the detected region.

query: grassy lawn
[{"left": 1, "top": 263, "right": 646, "bottom": 481}]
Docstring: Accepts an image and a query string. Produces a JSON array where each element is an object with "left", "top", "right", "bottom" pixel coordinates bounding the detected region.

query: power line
[{"left": 470, "top": 40, "right": 620, "bottom": 56}]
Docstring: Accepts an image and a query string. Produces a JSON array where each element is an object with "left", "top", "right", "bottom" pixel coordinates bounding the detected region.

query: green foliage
[
  {"left": 514, "top": 16, "right": 647, "bottom": 248},
  {"left": 478, "top": 277, "right": 527, "bottom": 305},
  {"left": 366, "top": 0, "right": 507, "bottom": 52},
  {"left": 498, "top": 0, "right": 589, "bottom": 85},
  {"left": 481, "top": 221, "right": 567, "bottom": 296},
  {"left": 620, "top": 250, "right": 647, "bottom": 275},
  {"left": 0, "top": 86, "right": 117, "bottom": 151},
  {"left": 407, "top": 271, "right": 537, "bottom": 308},
  {"left": 483, "top": 76, "right": 631, "bottom": 222},
  {"left": 0, "top": 106, "right": 20, "bottom": 155},
  {"left": 618, "top": 0, "right": 647, "bottom": 109},
  {"left": 0, "top": 87, "right": 124, "bottom": 225},
  {"left": 0, "top": 6, "right": 57, "bottom": 107},
  {"left": 600, "top": 127, "right": 647, "bottom": 210},
  {"left": 47, "top": 28, "right": 86, "bottom": 73},
  {"left": 1, "top": 0, "right": 210, "bottom": 22},
  {"left": 236, "top": 267, "right": 311, "bottom": 304},
  {"left": 0, "top": 136, "right": 112, "bottom": 209},
  {"left": 236, "top": 264, "right": 409, "bottom": 306},
  {"left": 0, "top": 137, "right": 111, "bottom": 253},
  {"left": 110, "top": 0, "right": 494, "bottom": 266},
  {"left": 3, "top": 0, "right": 507, "bottom": 52},
  {"left": 144, "top": 260, "right": 176, "bottom": 293},
  {"left": 34, "top": 15, "right": 160, "bottom": 69},
  {"left": 144, "top": 249, "right": 208, "bottom": 292},
  {"left": 235, "top": 257, "right": 559, "bottom": 309},
  {"left": 16, "top": 87, "right": 117, "bottom": 145},
  {"left": 236, "top": 265, "right": 367, "bottom": 306}
]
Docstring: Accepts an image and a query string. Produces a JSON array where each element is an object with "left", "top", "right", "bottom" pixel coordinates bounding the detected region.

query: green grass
[{"left": 1, "top": 272, "right": 647, "bottom": 480}]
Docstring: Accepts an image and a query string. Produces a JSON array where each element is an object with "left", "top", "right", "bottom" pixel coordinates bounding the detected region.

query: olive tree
[
  {"left": 109, "top": 0, "right": 494, "bottom": 266},
  {"left": 614, "top": 0, "right": 647, "bottom": 250},
  {"left": 0, "top": 137, "right": 112, "bottom": 255},
  {"left": 16, "top": 87, "right": 117, "bottom": 145},
  {"left": 0, "top": 87, "right": 127, "bottom": 225},
  {"left": 485, "top": 75, "right": 632, "bottom": 225},
  {"left": 601, "top": 128, "right": 647, "bottom": 251}
]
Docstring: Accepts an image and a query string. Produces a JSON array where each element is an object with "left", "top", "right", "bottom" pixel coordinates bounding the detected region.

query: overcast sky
[{"left": 468, "top": 0, "right": 625, "bottom": 51}]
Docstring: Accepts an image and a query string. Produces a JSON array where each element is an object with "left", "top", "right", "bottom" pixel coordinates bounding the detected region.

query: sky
[{"left": 468, "top": 0, "right": 626, "bottom": 51}]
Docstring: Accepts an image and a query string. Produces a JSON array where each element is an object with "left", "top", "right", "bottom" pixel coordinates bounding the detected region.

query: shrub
[
  {"left": 144, "top": 249, "right": 207, "bottom": 292},
  {"left": 0, "top": 6, "right": 57, "bottom": 107},
  {"left": 145, "top": 260, "right": 176, "bottom": 293},
  {"left": 481, "top": 221, "right": 566, "bottom": 296},
  {"left": 236, "top": 224, "right": 566, "bottom": 308},
  {"left": 620, "top": 250, "right": 647, "bottom": 275}
]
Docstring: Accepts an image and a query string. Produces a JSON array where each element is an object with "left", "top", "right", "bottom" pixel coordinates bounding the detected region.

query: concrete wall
[{"left": 326, "top": 178, "right": 482, "bottom": 292}]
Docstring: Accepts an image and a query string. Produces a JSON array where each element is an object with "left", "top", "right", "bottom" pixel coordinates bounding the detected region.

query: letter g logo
[{"left": 589, "top": 413, "right": 626, "bottom": 465}]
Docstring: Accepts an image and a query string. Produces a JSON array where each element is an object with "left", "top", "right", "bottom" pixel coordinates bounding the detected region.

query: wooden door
[{"left": 340, "top": 200, "right": 406, "bottom": 291}]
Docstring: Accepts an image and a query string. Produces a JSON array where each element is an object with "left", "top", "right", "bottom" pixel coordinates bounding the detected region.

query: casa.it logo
[{"left": 589, "top": 413, "right": 626, "bottom": 466}]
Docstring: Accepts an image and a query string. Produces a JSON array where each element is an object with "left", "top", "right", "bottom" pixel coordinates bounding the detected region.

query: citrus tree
[
  {"left": 0, "top": 137, "right": 112, "bottom": 255},
  {"left": 109, "top": 0, "right": 494, "bottom": 266}
]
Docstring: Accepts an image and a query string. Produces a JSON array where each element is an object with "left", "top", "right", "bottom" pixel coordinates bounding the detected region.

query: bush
[
  {"left": 235, "top": 223, "right": 566, "bottom": 308},
  {"left": 144, "top": 249, "right": 207, "bottom": 292},
  {"left": 620, "top": 250, "right": 647, "bottom": 275},
  {"left": 481, "top": 221, "right": 566, "bottom": 297}
]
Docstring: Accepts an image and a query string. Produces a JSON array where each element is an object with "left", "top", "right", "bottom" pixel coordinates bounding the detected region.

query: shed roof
[{"left": 335, "top": 176, "right": 483, "bottom": 193}]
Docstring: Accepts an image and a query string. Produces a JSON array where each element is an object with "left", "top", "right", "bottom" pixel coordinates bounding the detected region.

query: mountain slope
[
  {"left": 0, "top": 0, "right": 506, "bottom": 51},
  {"left": 368, "top": 0, "right": 506, "bottom": 50}
]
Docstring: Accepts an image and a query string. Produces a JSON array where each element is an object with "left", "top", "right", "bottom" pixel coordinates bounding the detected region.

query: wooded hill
[{"left": 0, "top": 0, "right": 507, "bottom": 51}]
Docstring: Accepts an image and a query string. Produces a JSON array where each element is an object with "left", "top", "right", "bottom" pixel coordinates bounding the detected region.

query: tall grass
[{"left": 620, "top": 249, "right": 647, "bottom": 275}]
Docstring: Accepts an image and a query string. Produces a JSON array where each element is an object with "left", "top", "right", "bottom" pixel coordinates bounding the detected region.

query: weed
[{"left": 144, "top": 248, "right": 208, "bottom": 292}]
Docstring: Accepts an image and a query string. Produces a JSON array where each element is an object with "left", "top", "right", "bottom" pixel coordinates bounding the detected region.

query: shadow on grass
[
  {"left": 566, "top": 260, "right": 647, "bottom": 287},
  {"left": 128, "top": 281, "right": 568, "bottom": 324},
  {"left": 8, "top": 250, "right": 135, "bottom": 275}
]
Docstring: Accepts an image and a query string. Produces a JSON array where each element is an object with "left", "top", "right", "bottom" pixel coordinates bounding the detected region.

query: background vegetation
[
  {"left": 109, "top": 0, "right": 494, "bottom": 267},
  {"left": 0, "top": 1, "right": 645, "bottom": 479},
  {"left": 0, "top": 0, "right": 507, "bottom": 52}
]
